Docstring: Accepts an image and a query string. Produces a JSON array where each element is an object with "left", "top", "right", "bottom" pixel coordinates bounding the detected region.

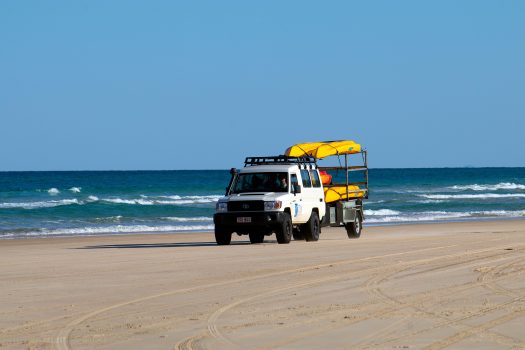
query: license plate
[{"left": 237, "top": 217, "right": 251, "bottom": 223}]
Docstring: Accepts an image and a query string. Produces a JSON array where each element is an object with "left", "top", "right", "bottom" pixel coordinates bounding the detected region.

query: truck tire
[
  {"left": 292, "top": 228, "right": 304, "bottom": 241},
  {"left": 345, "top": 213, "right": 362, "bottom": 239},
  {"left": 215, "top": 226, "right": 232, "bottom": 245},
  {"left": 249, "top": 232, "right": 264, "bottom": 244},
  {"left": 303, "top": 211, "right": 320, "bottom": 242},
  {"left": 275, "top": 213, "right": 292, "bottom": 244}
]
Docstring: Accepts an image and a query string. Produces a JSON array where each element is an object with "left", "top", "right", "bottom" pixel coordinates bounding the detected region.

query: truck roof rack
[{"left": 244, "top": 155, "right": 317, "bottom": 167}]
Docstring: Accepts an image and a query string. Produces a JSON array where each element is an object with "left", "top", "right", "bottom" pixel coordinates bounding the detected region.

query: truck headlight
[
  {"left": 216, "top": 202, "right": 228, "bottom": 212},
  {"left": 264, "top": 201, "right": 282, "bottom": 211}
]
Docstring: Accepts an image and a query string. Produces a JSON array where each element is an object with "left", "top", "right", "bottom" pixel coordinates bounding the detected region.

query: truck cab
[{"left": 213, "top": 156, "right": 326, "bottom": 245}]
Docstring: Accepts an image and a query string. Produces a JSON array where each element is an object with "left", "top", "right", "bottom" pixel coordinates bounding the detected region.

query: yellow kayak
[
  {"left": 324, "top": 185, "right": 366, "bottom": 203},
  {"left": 285, "top": 140, "right": 361, "bottom": 159}
]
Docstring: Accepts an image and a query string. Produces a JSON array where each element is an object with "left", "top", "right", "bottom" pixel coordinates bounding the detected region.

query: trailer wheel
[
  {"left": 275, "top": 214, "right": 292, "bottom": 244},
  {"left": 304, "top": 211, "right": 320, "bottom": 242},
  {"left": 215, "top": 226, "right": 232, "bottom": 245},
  {"left": 345, "top": 213, "right": 362, "bottom": 239},
  {"left": 249, "top": 232, "right": 265, "bottom": 244},
  {"left": 292, "top": 228, "right": 304, "bottom": 241}
]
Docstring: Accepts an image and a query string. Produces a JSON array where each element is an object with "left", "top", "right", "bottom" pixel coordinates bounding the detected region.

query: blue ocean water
[{"left": 1, "top": 168, "right": 524, "bottom": 239}]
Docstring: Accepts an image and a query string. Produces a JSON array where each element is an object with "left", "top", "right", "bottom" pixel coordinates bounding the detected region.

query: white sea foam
[
  {"left": 94, "top": 216, "right": 123, "bottom": 222},
  {"left": 69, "top": 187, "right": 82, "bottom": 193},
  {"left": 181, "top": 195, "right": 222, "bottom": 200},
  {"left": 87, "top": 195, "right": 99, "bottom": 201},
  {"left": 419, "top": 193, "right": 525, "bottom": 200},
  {"left": 467, "top": 210, "right": 525, "bottom": 217},
  {"left": 364, "top": 209, "right": 400, "bottom": 216},
  {"left": 101, "top": 195, "right": 221, "bottom": 206},
  {"left": 48, "top": 188, "right": 60, "bottom": 195},
  {"left": 0, "top": 199, "right": 80, "bottom": 209},
  {"left": 102, "top": 198, "right": 155, "bottom": 205},
  {"left": 156, "top": 195, "right": 182, "bottom": 200},
  {"left": 415, "top": 199, "right": 446, "bottom": 204},
  {"left": 5, "top": 224, "right": 215, "bottom": 237},
  {"left": 366, "top": 210, "right": 525, "bottom": 224},
  {"left": 162, "top": 216, "right": 213, "bottom": 222},
  {"left": 156, "top": 199, "right": 214, "bottom": 205},
  {"left": 153, "top": 194, "right": 222, "bottom": 202},
  {"left": 450, "top": 183, "right": 525, "bottom": 191}
]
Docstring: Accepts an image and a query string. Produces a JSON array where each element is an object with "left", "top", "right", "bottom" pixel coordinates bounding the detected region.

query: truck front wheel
[
  {"left": 215, "top": 226, "right": 232, "bottom": 245},
  {"left": 275, "top": 214, "right": 292, "bottom": 244},
  {"left": 303, "top": 211, "right": 320, "bottom": 242}
]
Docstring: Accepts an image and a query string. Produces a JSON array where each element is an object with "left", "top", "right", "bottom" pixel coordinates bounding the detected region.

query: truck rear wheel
[
  {"left": 345, "top": 213, "right": 362, "bottom": 239},
  {"left": 215, "top": 226, "right": 232, "bottom": 245},
  {"left": 249, "top": 232, "right": 265, "bottom": 244},
  {"left": 303, "top": 211, "right": 320, "bottom": 242},
  {"left": 275, "top": 214, "right": 292, "bottom": 244}
]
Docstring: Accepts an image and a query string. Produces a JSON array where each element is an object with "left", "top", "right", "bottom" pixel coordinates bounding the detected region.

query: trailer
[{"left": 285, "top": 140, "right": 369, "bottom": 238}]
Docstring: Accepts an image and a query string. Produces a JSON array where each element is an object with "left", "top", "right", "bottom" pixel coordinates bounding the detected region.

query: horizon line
[{"left": 1, "top": 166, "right": 525, "bottom": 172}]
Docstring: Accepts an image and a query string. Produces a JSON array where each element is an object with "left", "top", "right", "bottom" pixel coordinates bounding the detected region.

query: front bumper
[{"left": 214, "top": 211, "right": 287, "bottom": 232}]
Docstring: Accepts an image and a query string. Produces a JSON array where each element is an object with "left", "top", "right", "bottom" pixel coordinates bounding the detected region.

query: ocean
[{"left": 1, "top": 168, "right": 524, "bottom": 239}]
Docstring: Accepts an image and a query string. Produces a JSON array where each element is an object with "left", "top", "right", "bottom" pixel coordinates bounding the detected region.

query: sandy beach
[{"left": 1, "top": 220, "right": 525, "bottom": 350}]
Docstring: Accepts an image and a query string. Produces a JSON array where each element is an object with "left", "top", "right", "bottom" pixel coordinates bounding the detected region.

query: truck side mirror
[{"left": 293, "top": 184, "right": 301, "bottom": 195}]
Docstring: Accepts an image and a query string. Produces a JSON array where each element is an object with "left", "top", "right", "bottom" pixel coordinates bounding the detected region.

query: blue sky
[{"left": 1, "top": 1, "right": 524, "bottom": 170}]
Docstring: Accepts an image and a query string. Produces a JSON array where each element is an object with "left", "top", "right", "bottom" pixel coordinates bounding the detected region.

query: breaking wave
[
  {"left": 450, "top": 182, "right": 525, "bottom": 191},
  {"left": 0, "top": 199, "right": 80, "bottom": 209},
  {"left": 25, "top": 225, "right": 214, "bottom": 236},
  {"left": 364, "top": 209, "right": 400, "bottom": 216},
  {"left": 69, "top": 187, "right": 82, "bottom": 193},
  {"left": 93, "top": 216, "right": 123, "bottom": 223},
  {"left": 366, "top": 210, "right": 525, "bottom": 224},
  {"left": 162, "top": 217, "right": 213, "bottom": 222},
  {"left": 48, "top": 188, "right": 60, "bottom": 195},
  {"left": 366, "top": 200, "right": 385, "bottom": 204},
  {"left": 102, "top": 195, "right": 221, "bottom": 206},
  {"left": 102, "top": 198, "right": 155, "bottom": 205},
  {"left": 0, "top": 194, "right": 221, "bottom": 210},
  {"left": 415, "top": 199, "right": 446, "bottom": 204},
  {"left": 0, "top": 224, "right": 215, "bottom": 238},
  {"left": 419, "top": 193, "right": 525, "bottom": 200}
]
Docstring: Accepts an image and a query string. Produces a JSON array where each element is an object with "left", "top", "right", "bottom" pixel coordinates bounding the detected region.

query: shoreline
[{"left": 1, "top": 217, "right": 525, "bottom": 241}]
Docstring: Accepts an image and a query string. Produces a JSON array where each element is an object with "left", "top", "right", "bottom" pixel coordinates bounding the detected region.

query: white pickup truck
[
  {"left": 214, "top": 156, "right": 325, "bottom": 245},
  {"left": 214, "top": 140, "right": 369, "bottom": 245}
]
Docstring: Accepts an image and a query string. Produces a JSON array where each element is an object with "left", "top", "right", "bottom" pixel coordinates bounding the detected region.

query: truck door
[
  {"left": 299, "top": 169, "right": 317, "bottom": 222},
  {"left": 290, "top": 173, "right": 306, "bottom": 223},
  {"left": 309, "top": 169, "right": 325, "bottom": 219}
]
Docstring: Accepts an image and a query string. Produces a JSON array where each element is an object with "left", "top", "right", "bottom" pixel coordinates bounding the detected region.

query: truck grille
[{"left": 228, "top": 201, "right": 264, "bottom": 212}]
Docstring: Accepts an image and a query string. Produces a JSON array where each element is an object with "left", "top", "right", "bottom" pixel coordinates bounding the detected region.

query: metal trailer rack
[{"left": 319, "top": 150, "right": 368, "bottom": 238}]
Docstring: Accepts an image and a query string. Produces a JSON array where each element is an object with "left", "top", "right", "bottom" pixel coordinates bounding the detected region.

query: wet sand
[{"left": 1, "top": 220, "right": 525, "bottom": 349}]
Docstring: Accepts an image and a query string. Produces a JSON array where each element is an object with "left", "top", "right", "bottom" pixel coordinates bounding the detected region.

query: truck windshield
[{"left": 231, "top": 172, "right": 288, "bottom": 193}]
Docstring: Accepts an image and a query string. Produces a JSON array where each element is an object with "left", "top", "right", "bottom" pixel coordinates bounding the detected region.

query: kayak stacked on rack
[
  {"left": 323, "top": 186, "right": 366, "bottom": 203},
  {"left": 284, "top": 140, "right": 368, "bottom": 203},
  {"left": 285, "top": 140, "right": 361, "bottom": 159}
]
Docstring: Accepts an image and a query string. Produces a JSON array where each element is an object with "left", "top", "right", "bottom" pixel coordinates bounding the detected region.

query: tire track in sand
[
  {"left": 250, "top": 246, "right": 525, "bottom": 349},
  {"left": 174, "top": 333, "right": 206, "bottom": 350},
  {"left": 55, "top": 244, "right": 458, "bottom": 350},
  {"left": 271, "top": 253, "right": 521, "bottom": 349},
  {"left": 358, "top": 255, "right": 525, "bottom": 349},
  {"left": 196, "top": 245, "right": 525, "bottom": 350}
]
